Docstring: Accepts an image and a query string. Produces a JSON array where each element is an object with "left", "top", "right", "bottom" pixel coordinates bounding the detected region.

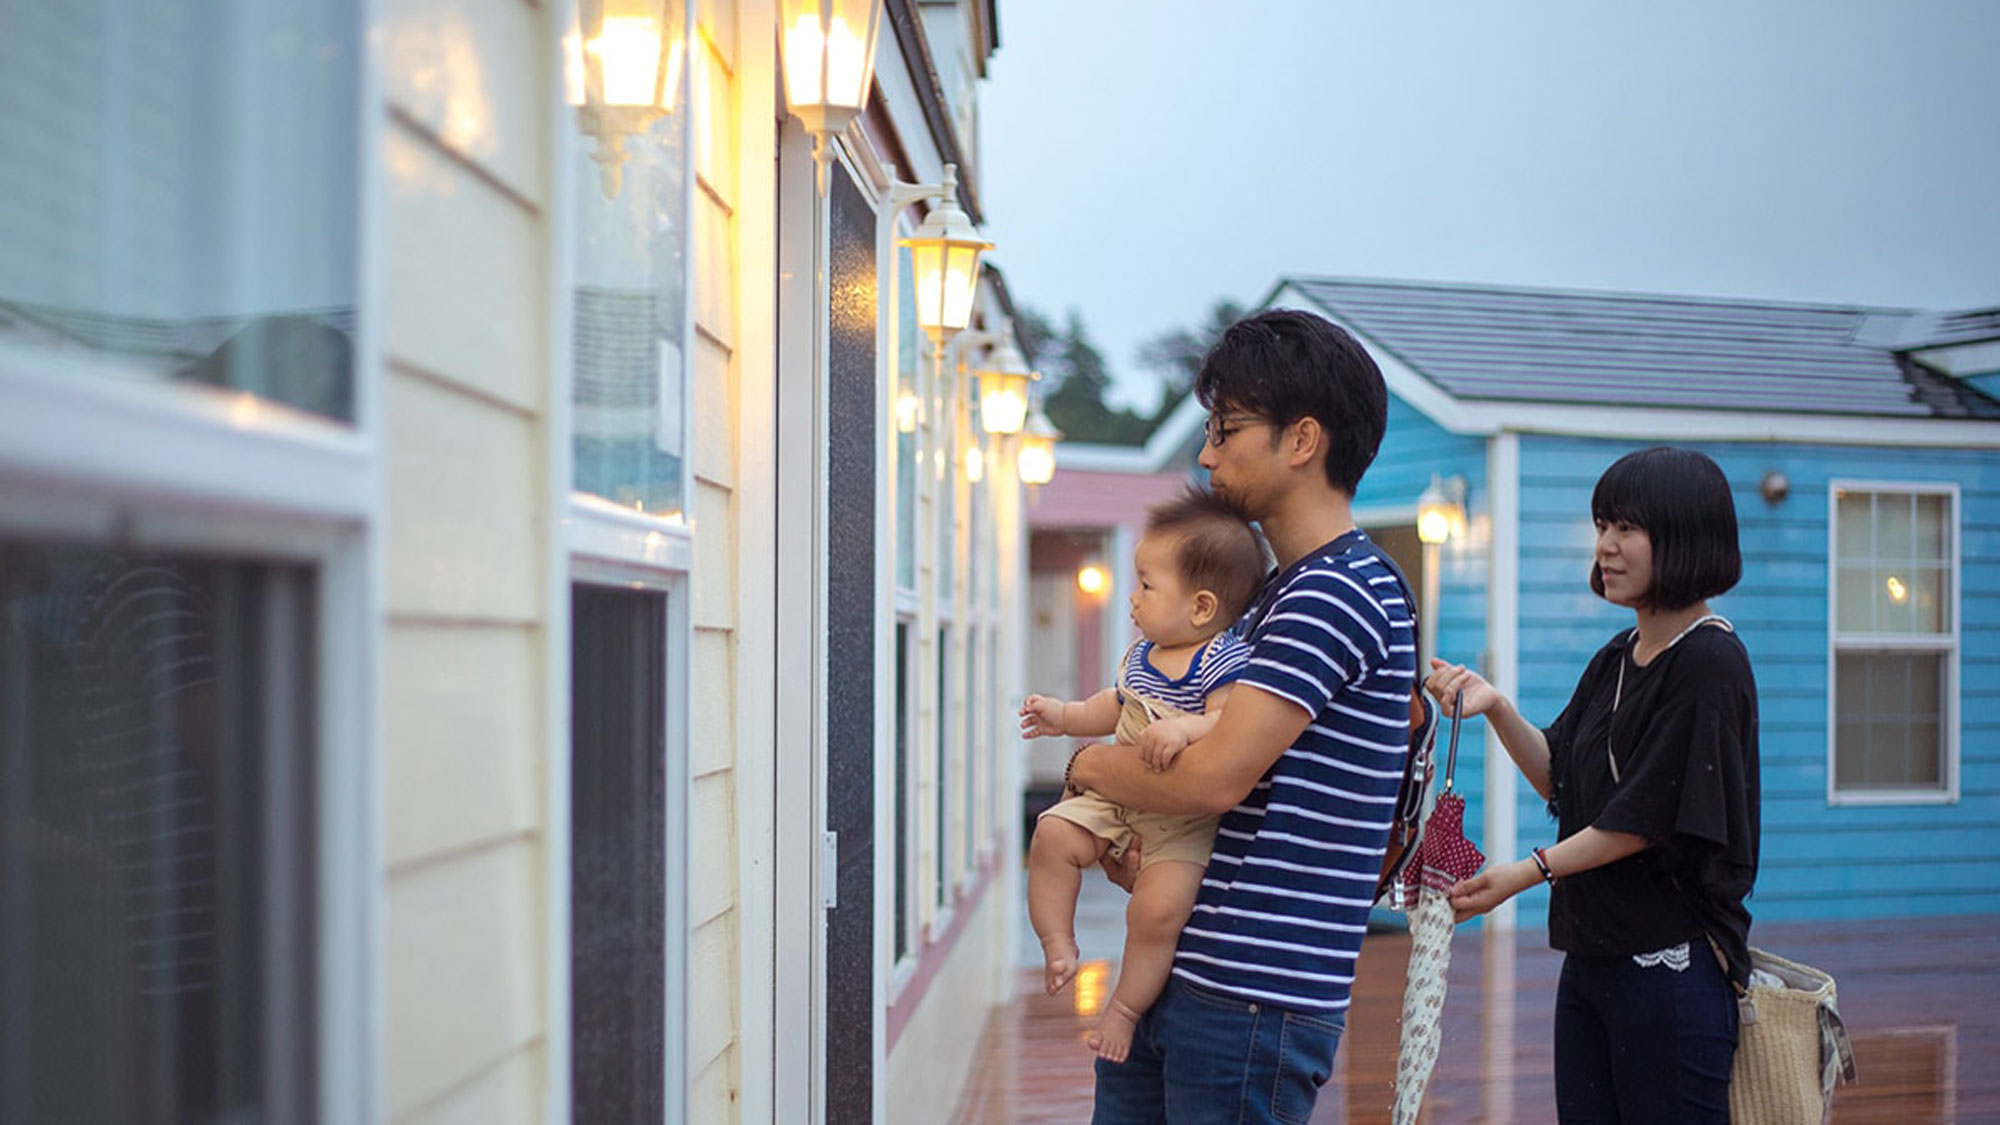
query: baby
[{"left": 1021, "top": 487, "right": 1265, "bottom": 1061}]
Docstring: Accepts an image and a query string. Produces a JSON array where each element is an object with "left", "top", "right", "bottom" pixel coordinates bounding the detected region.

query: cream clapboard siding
[
  {"left": 377, "top": 0, "right": 556, "bottom": 1120},
  {"left": 691, "top": 0, "right": 746, "bottom": 1117}
]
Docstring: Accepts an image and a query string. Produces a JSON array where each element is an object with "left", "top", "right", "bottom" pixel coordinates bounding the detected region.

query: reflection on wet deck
[{"left": 954, "top": 914, "right": 2000, "bottom": 1123}]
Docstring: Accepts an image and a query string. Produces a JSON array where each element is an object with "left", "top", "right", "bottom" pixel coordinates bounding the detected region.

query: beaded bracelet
[
  {"left": 1530, "top": 846, "right": 1557, "bottom": 885},
  {"left": 1063, "top": 746, "right": 1087, "bottom": 793}
]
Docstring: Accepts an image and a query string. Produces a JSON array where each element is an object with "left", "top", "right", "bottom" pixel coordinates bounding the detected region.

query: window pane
[
  {"left": 1835, "top": 491, "right": 1873, "bottom": 562},
  {"left": 895, "top": 250, "right": 918, "bottom": 592},
  {"left": 0, "top": 2, "right": 360, "bottom": 422},
  {"left": 1835, "top": 651, "right": 1947, "bottom": 791},
  {"left": 1875, "top": 492, "right": 1914, "bottom": 560},
  {"left": 1835, "top": 563, "right": 1874, "bottom": 632},
  {"left": 936, "top": 630, "right": 951, "bottom": 905},
  {"left": 0, "top": 543, "right": 318, "bottom": 1122},
  {"left": 1910, "top": 564, "right": 1949, "bottom": 633},
  {"left": 893, "top": 621, "right": 910, "bottom": 960},
  {"left": 569, "top": 585, "right": 667, "bottom": 1122},
  {"left": 964, "top": 627, "right": 981, "bottom": 870},
  {"left": 569, "top": 0, "right": 690, "bottom": 515},
  {"left": 1915, "top": 494, "right": 1950, "bottom": 562}
]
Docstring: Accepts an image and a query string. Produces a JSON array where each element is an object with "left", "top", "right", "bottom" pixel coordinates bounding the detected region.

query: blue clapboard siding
[
  {"left": 1512, "top": 434, "right": 2000, "bottom": 924},
  {"left": 1359, "top": 393, "right": 1495, "bottom": 883}
]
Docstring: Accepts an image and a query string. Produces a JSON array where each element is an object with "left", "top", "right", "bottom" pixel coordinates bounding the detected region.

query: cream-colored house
[{"left": 0, "top": 1, "right": 1028, "bottom": 1120}]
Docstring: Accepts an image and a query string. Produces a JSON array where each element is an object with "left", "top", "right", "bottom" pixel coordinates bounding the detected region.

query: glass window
[
  {"left": 935, "top": 632, "right": 951, "bottom": 906},
  {"left": 0, "top": 542, "right": 318, "bottom": 1122},
  {"left": 1831, "top": 485, "right": 1956, "bottom": 799},
  {"left": 0, "top": 1, "right": 361, "bottom": 422},
  {"left": 893, "top": 619, "right": 912, "bottom": 961},
  {"left": 895, "top": 248, "right": 919, "bottom": 592},
  {"left": 569, "top": 584, "right": 668, "bottom": 1121},
  {"left": 567, "top": 0, "right": 691, "bottom": 516},
  {"left": 963, "top": 626, "right": 982, "bottom": 871}
]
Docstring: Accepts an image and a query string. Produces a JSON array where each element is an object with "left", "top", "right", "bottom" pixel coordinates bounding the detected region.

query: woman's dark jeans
[{"left": 1554, "top": 946, "right": 1739, "bottom": 1123}]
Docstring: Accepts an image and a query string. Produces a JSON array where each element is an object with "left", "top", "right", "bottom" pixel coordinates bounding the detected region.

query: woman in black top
[{"left": 1427, "top": 446, "right": 1759, "bottom": 1124}]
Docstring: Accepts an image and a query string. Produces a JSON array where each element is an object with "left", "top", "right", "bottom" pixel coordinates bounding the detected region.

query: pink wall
[
  {"left": 1024, "top": 468, "right": 1192, "bottom": 532},
  {"left": 1026, "top": 467, "right": 1193, "bottom": 703}
]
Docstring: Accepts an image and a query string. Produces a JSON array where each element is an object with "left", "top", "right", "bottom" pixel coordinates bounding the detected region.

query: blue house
[{"left": 1262, "top": 277, "right": 2000, "bottom": 926}]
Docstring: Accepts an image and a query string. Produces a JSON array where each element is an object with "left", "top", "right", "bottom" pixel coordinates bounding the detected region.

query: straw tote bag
[{"left": 1727, "top": 947, "right": 1856, "bottom": 1124}]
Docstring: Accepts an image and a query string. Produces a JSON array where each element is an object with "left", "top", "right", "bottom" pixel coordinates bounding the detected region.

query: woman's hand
[
  {"left": 1447, "top": 858, "right": 1540, "bottom": 922},
  {"left": 1424, "top": 658, "right": 1505, "bottom": 719},
  {"left": 1019, "top": 694, "right": 1066, "bottom": 738}
]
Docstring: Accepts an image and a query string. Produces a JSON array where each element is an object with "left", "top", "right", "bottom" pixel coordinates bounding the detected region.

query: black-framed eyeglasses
[{"left": 1204, "top": 412, "right": 1272, "bottom": 447}]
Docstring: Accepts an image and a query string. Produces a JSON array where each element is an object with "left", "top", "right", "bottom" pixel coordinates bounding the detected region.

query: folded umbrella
[{"left": 1392, "top": 692, "right": 1485, "bottom": 1125}]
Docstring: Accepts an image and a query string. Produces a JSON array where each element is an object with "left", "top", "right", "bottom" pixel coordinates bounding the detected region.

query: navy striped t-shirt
[{"left": 1171, "top": 528, "right": 1417, "bottom": 1013}]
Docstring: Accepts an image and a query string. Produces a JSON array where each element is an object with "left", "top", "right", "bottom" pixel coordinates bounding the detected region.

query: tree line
[{"left": 1016, "top": 299, "right": 1245, "bottom": 447}]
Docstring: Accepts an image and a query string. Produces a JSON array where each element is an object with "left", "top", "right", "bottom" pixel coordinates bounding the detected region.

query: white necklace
[{"left": 1609, "top": 614, "right": 1731, "bottom": 782}]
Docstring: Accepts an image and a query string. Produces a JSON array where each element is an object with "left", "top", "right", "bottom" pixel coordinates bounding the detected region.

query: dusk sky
[{"left": 980, "top": 1, "right": 2000, "bottom": 410}]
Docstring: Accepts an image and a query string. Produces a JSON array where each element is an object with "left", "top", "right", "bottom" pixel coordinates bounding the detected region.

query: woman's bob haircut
[{"left": 1589, "top": 446, "right": 1742, "bottom": 611}]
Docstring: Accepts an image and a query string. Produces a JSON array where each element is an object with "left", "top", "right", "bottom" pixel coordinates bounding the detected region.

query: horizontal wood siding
[
  {"left": 1512, "top": 435, "right": 2000, "bottom": 923},
  {"left": 1361, "top": 395, "right": 1495, "bottom": 866}
]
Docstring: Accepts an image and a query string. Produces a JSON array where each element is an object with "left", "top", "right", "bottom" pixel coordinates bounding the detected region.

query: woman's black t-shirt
[{"left": 1542, "top": 623, "right": 1760, "bottom": 986}]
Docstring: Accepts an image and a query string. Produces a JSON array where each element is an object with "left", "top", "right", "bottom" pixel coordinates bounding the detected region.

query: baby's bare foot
[
  {"left": 1040, "top": 934, "right": 1080, "bottom": 995},
  {"left": 1087, "top": 1000, "right": 1141, "bottom": 1063}
]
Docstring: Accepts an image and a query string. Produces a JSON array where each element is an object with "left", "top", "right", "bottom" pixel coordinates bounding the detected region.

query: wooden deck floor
[{"left": 953, "top": 914, "right": 2000, "bottom": 1123}]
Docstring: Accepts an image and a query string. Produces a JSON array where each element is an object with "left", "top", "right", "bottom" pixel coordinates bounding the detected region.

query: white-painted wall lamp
[
  {"left": 947, "top": 320, "right": 1039, "bottom": 436},
  {"left": 1415, "top": 473, "right": 1467, "bottom": 666},
  {"left": 1016, "top": 407, "right": 1060, "bottom": 487},
  {"left": 777, "top": 0, "right": 884, "bottom": 194},
  {"left": 566, "top": 0, "right": 686, "bottom": 199},
  {"left": 898, "top": 163, "right": 992, "bottom": 352}
]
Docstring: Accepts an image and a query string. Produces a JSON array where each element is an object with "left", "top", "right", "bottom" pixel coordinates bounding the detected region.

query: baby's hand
[
  {"left": 1019, "top": 694, "right": 1065, "bottom": 739},
  {"left": 1137, "top": 717, "right": 1194, "bottom": 772}
]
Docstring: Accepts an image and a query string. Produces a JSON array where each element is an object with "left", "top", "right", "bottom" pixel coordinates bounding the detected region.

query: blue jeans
[
  {"left": 1554, "top": 947, "right": 1739, "bottom": 1124},
  {"left": 1092, "top": 976, "right": 1344, "bottom": 1124}
]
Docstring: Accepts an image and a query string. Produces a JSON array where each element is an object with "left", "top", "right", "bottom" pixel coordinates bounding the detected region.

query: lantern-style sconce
[
  {"left": 1017, "top": 408, "right": 1060, "bottom": 486},
  {"left": 1416, "top": 473, "right": 1466, "bottom": 545},
  {"left": 778, "top": 0, "right": 884, "bottom": 191},
  {"left": 566, "top": 0, "right": 686, "bottom": 199},
  {"left": 975, "top": 335, "right": 1037, "bottom": 435},
  {"left": 899, "top": 164, "right": 992, "bottom": 347}
]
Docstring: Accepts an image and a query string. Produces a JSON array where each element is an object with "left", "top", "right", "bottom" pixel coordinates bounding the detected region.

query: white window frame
[
  {"left": 1825, "top": 479, "right": 1961, "bottom": 806},
  {"left": 0, "top": 3, "right": 381, "bottom": 1110},
  {"left": 0, "top": 242, "right": 380, "bottom": 1125},
  {"left": 546, "top": 0, "right": 698, "bottom": 1115}
]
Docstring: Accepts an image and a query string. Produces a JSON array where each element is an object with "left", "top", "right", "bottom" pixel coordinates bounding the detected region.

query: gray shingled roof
[
  {"left": 1283, "top": 277, "right": 2000, "bottom": 419},
  {"left": 1904, "top": 307, "right": 2000, "bottom": 350}
]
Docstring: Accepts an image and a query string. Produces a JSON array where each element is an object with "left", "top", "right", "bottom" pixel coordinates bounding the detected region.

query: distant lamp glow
[
  {"left": 1885, "top": 575, "right": 1909, "bottom": 604},
  {"left": 895, "top": 390, "right": 921, "bottom": 434},
  {"left": 975, "top": 336, "right": 1037, "bottom": 435},
  {"left": 1417, "top": 473, "right": 1466, "bottom": 545},
  {"left": 899, "top": 164, "right": 992, "bottom": 345},
  {"left": 566, "top": 1, "right": 685, "bottom": 199},
  {"left": 964, "top": 444, "right": 985, "bottom": 482},
  {"left": 1017, "top": 408, "right": 1060, "bottom": 486},
  {"left": 778, "top": 0, "right": 884, "bottom": 191},
  {"left": 1077, "top": 564, "right": 1108, "bottom": 596}
]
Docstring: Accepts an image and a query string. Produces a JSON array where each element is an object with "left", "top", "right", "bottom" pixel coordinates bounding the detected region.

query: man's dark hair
[
  {"left": 1193, "top": 308, "right": 1387, "bottom": 495},
  {"left": 1589, "top": 446, "right": 1742, "bottom": 610},
  {"left": 1144, "top": 487, "right": 1266, "bottom": 620}
]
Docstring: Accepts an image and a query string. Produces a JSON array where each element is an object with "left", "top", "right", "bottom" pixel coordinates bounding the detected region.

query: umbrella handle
[{"left": 1442, "top": 689, "right": 1463, "bottom": 792}]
